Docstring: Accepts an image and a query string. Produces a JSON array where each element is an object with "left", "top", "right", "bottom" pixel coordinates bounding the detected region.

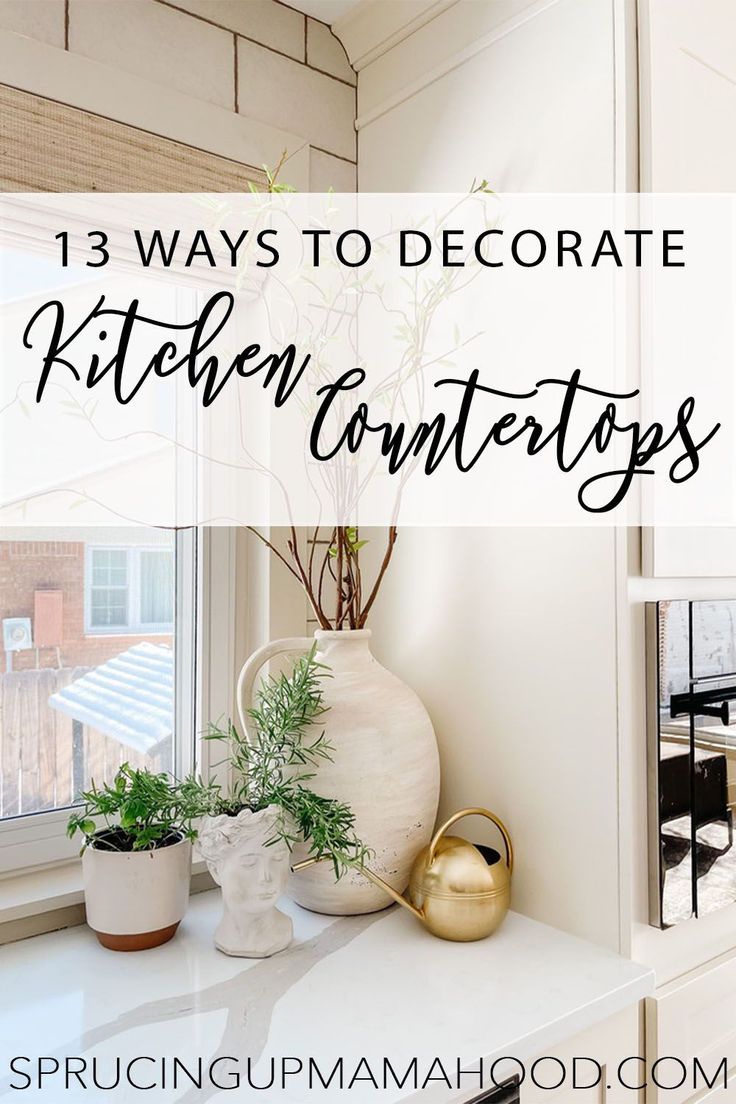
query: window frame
[
  {"left": 0, "top": 528, "right": 238, "bottom": 878},
  {"left": 0, "top": 265, "right": 239, "bottom": 878},
  {"left": 84, "top": 543, "right": 175, "bottom": 637},
  {"left": 0, "top": 41, "right": 306, "bottom": 890}
]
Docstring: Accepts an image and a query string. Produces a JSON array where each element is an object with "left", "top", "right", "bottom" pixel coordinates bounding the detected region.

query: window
[
  {"left": 0, "top": 531, "right": 179, "bottom": 823},
  {"left": 0, "top": 527, "right": 212, "bottom": 876},
  {"left": 0, "top": 235, "right": 237, "bottom": 873},
  {"left": 141, "top": 550, "right": 174, "bottom": 626},
  {"left": 0, "top": 74, "right": 259, "bottom": 884},
  {"left": 88, "top": 549, "right": 129, "bottom": 630},
  {"left": 0, "top": 527, "right": 235, "bottom": 875},
  {"left": 86, "top": 546, "right": 174, "bottom": 635}
]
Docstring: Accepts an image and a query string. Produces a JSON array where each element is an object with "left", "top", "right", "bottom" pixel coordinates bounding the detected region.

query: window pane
[
  {"left": 0, "top": 529, "right": 177, "bottom": 819},
  {"left": 140, "top": 550, "right": 174, "bottom": 626},
  {"left": 90, "top": 548, "right": 129, "bottom": 628},
  {"left": 90, "top": 592, "right": 128, "bottom": 627},
  {"left": 92, "top": 549, "right": 127, "bottom": 589}
]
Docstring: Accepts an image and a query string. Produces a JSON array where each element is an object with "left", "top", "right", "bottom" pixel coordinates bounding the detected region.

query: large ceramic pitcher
[{"left": 237, "top": 629, "right": 440, "bottom": 915}]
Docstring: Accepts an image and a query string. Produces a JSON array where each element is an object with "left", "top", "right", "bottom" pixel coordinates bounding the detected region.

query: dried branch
[
  {"left": 249, "top": 525, "right": 397, "bottom": 633},
  {"left": 335, "top": 528, "right": 345, "bottom": 627},
  {"left": 358, "top": 526, "right": 398, "bottom": 627},
  {"left": 246, "top": 526, "right": 302, "bottom": 583},
  {"left": 307, "top": 525, "right": 320, "bottom": 596},
  {"left": 289, "top": 526, "right": 331, "bottom": 629},
  {"left": 318, "top": 528, "right": 336, "bottom": 626},
  {"left": 343, "top": 552, "right": 358, "bottom": 630}
]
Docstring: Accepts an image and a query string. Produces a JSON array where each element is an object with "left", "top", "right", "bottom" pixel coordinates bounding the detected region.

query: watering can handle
[
  {"left": 236, "top": 637, "right": 312, "bottom": 741},
  {"left": 428, "top": 807, "right": 514, "bottom": 876}
]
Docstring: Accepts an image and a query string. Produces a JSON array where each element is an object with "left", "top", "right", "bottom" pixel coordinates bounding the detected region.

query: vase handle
[{"left": 236, "top": 637, "right": 313, "bottom": 741}]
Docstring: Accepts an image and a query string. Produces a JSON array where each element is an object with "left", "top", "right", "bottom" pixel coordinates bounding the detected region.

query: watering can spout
[{"left": 290, "top": 857, "right": 424, "bottom": 920}]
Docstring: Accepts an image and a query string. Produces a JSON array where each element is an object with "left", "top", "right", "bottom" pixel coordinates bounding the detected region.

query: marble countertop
[{"left": 0, "top": 891, "right": 653, "bottom": 1104}]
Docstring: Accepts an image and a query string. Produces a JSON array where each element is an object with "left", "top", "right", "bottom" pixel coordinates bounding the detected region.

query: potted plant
[
  {"left": 67, "top": 764, "right": 212, "bottom": 951},
  {"left": 196, "top": 646, "right": 370, "bottom": 956}
]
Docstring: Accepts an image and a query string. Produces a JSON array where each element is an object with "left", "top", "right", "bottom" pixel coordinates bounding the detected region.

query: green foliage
[
  {"left": 250, "top": 153, "right": 296, "bottom": 194},
  {"left": 327, "top": 526, "right": 367, "bottom": 558},
  {"left": 205, "top": 646, "right": 370, "bottom": 878},
  {"left": 66, "top": 763, "right": 219, "bottom": 853},
  {"left": 289, "top": 788, "right": 371, "bottom": 880}
]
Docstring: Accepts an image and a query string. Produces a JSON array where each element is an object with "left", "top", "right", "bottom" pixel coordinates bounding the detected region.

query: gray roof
[{"left": 49, "top": 642, "right": 173, "bottom": 755}]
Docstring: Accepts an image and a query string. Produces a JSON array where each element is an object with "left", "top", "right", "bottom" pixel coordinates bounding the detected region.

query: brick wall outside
[{"left": 0, "top": 541, "right": 172, "bottom": 672}]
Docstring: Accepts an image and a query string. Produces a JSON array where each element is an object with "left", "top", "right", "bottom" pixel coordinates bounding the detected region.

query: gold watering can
[{"left": 294, "top": 807, "right": 513, "bottom": 942}]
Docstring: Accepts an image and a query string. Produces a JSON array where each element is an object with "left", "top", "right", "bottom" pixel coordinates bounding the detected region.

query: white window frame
[
  {"left": 0, "top": 268, "right": 238, "bottom": 878},
  {"left": 0, "top": 35, "right": 308, "bottom": 891},
  {"left": 84, "top": 544, "right": 175, "bottom": 636},
  {"left": 0, "top": 528, "right": 240, "bottom": 878}
]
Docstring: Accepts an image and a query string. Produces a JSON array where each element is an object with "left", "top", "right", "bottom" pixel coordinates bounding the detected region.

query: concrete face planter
[
  {"left": 198, "top": 806, "right": 293, "bottom": 958},
  {"left": 238, "top": 629, "right": 441, "bottom": 916},
  {"left": 82, "top": 836, "right": 192, "bottom": 951}
]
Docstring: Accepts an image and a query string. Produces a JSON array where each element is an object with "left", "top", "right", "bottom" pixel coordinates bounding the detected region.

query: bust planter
[
  {"left": 197, "top": 806, "right": 293, "bottom": 958},
  {"left": 238, "top": 629, "right": 440, "bottom": 916},
  {"left": 82, "top": 833, "right": 192, "bottom": 951}
]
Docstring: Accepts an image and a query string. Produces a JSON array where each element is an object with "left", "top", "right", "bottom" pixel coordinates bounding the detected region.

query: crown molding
[
  {"left": 353, "top": 0, "right": 562, "bottom": 132},
  {"left": 333, "top": 0, "right": 458, "bottom": 72}
]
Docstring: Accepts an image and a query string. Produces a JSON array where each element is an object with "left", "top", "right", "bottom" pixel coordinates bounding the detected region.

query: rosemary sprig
[{"left": 205, "top": 645, "right": 370, "bottom": 878}]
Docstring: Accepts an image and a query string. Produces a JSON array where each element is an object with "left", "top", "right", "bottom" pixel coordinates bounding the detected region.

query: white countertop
[{"left": 0, "top": 891, "right": 653, "bottom": 1104}]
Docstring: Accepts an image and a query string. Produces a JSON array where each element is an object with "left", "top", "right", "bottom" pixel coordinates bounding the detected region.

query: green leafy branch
[
  {"left": 205, "top": 646, "right": 371, "bottom": 878},
  {"left": 66, "top": 762, "right": 219, "bottom": 853}
]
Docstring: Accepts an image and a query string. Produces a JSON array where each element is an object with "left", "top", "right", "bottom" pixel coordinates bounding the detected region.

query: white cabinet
[
  {"left": 640, "top": 0, "right": 736, "bottom": 578},
  {"left": 640, "top": 0, "right": 736, "bottom": 193},
  {"left": 520, "top": 1007, "right": 641, "bottom": 1104},
  {"left": 646, "top": 951, "right": 736, "bottom": 1104},
  {"left": 642, "top": 529, "right": 736, "bottom": 580}
]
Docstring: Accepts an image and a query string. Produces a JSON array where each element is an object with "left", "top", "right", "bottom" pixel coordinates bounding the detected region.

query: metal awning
[{"left": 49, "top": 642, "right": 173, "bottom": 756}]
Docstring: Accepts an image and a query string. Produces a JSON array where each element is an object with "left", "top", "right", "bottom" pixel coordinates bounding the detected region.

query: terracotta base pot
[
  {"left": 82, "top": 836, "right": 192, "bottom": 952},
  {"left": 93, "top": 922, "right": 180, "bottom": 952}
]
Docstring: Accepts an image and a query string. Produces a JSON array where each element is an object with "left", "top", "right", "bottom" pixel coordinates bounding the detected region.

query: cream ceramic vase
[
  {"left": 82, "top": 836, "right": 192, "bottom": 951},
  {"left": 237, "top": 629, "right": 440, "bottom": 915}
]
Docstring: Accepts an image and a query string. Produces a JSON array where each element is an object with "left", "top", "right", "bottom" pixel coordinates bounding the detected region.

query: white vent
[{"left": 3, "top": 618, "right": 33, "bottom": 652}]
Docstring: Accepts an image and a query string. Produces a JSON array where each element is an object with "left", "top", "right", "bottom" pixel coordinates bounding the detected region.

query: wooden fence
[{"left": 0, "top": 668, "right": 156, "bottom": 818}]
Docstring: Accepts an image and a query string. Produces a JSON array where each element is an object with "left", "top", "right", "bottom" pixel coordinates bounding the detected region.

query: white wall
[
  {"left": 357, "top": 0, "right": 626, "bottom": 950},
  {"left": 365, "top": 528, "right": 620, "bottom": 949},
  {"left": 357, "top": 0, "right": 615, "bottom": 193}
]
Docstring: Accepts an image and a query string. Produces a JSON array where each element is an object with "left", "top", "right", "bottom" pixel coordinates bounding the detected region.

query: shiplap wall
[{"left": 0, "top": 0, "right": 356, "bottom": 190}]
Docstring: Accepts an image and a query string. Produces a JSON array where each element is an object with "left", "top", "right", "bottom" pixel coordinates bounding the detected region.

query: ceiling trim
[
  {"left": 333, "top": 0, "right": 458, "bottom": 71},
  {"left": 353, "top": 0, "right": 561, "bottom": 131}
]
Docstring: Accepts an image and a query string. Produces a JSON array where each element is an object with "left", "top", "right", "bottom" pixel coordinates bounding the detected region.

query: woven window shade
[{"left": 0, "top": 83, "right": 266, "bottom": 192}]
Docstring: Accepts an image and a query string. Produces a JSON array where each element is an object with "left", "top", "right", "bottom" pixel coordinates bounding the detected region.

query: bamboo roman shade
[{"left": 0, "top": 84, "right": 266, "bottom": 192}]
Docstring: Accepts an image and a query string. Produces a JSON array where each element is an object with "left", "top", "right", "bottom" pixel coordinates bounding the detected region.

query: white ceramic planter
[
  {"left": 82, "top": 835, "right": 192, "bottom": 951},
  {"left": 237, "top": 629, "right": 441, "bottom": 915},
  {"left": 197, "top": 806, "right": 293, "bottom": 958}
]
